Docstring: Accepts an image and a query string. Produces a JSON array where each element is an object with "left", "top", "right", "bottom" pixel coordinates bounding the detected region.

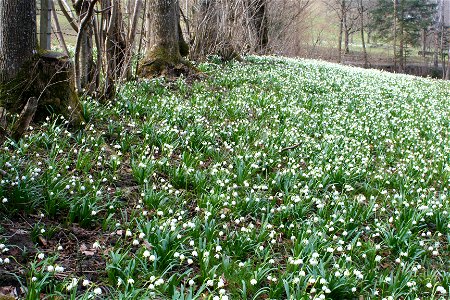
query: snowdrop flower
[
  {"left": 55, "top": 265, "right": 65, "bottom": 272},
  {"left": 436, "top": 286, "right": 447, "bottom": 294}
]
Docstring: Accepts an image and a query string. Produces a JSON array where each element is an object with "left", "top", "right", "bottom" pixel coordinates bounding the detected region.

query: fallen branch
[
  {"left": 11, "top": 97, "right": 38, "bottom": 141},
  {"left": 280, "top": 143, "right": 301, "bottom": 152}
]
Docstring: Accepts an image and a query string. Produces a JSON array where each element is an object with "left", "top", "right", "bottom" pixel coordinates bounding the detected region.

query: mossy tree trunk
[
  {"left": 138, "top": 0, "right": 190, "bottom": 77},
  {"left": 0, "top": 0, "right": 83, "bottom": 130}
]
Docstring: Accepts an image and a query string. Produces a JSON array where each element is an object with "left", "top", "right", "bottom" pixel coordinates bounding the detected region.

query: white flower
[
  {"left": 143, "top": 250, "right": 150, "bottom": 258},
  {"left": 38, "top": 253, "right": 45, "bottom": 260},
  {"left": 250, "top": 279, "right": 257, "bottom": 285},
  {"left": 47, "top": 265, "right": 55, "bottom": 272},
  {"left": 127, "top": 278, "right": 135, "bottom": 285},
  {"left": 82, "top": 279, "right": 90, "bottom": 286},
  {"left": 217, "top": 279, "right": 225, "bottom": 288},
  {"left": 92, "top": 241, "right": 101, "bottom": 249},
  {"left": 93, "top": 287, "right": 102, "bottom": 295},
  {"left": 55, "top": 265, "right": 65, "bottom": 272},
  {"left": 436, "top": 286, "right": 447, "bottom": 294}
]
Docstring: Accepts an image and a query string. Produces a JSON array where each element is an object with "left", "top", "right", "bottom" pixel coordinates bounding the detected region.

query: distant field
[{"left": 2, "top": 56, "right": 450, "bottom": 299}]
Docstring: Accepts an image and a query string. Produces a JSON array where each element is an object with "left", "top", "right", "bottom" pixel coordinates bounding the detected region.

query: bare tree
[
  {"left": 325, "top": 0, "right": 353, "bottom": 62},
  {"left": 357, "top": 0, "right": 368, "bottom": 67},
  {"left": 191, "top": 0, "right": 240, "bottom": 60},
  {"left": 73, "top": 0, "right": 98, "bottom": 93}
]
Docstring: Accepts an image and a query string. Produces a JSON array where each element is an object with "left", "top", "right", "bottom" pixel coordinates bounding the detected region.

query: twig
[
  {"left": 57, "top": 0, "right": 79, "bottom": 32},
  {"left": 280, "top": 143, "right": 301, "bottom": 152}
]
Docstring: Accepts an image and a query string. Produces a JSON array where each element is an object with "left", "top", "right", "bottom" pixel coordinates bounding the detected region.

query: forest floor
[{"left": 1, "top": 56, "right": 450, "bottom": 299}]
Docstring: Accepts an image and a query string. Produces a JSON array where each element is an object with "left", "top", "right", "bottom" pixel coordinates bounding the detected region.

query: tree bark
[
  {"left": 74, "top": 0, "right": 97, "bottom": 93},
  {"left": 0, "top": 0, "right": 36, "bottom": 83},
  {"left": 103, "top": 0, "right": 127, "bottom": 99},
  {"left": 338, "top": 0, "right": 345, "bottom": 63},
  {"left": 398, "top": 0, "right": 404, "bottom": 73},
  {"left": 358, "top": 0, "right": 368, "bottom": 68},
  {"left": 249, "top": 0, "right": 269, "bottom": 52},
  {"left": 393, "top": 0, "right": 398, "bottom": 71},
  {"left": 191, "top": 0, "right": 239, "bottom": 61},
  {"left": 0, "top": 0, "right": 83, "bottom": 127},
  {"left": 138, "top": 0, "right": 192, "bottom": 77}
]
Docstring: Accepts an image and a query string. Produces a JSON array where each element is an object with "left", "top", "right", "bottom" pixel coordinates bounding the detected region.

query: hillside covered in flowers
[{"left": 1, "top": 56, "right": 450, "bottom": 299}]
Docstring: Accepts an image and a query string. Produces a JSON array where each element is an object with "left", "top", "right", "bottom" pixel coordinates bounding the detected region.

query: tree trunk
[
  {"left": 74, "top": 0, "right": 97, "bottom": 93},
  {"left": 191, "top": 0, "right": 239, "bottom": 61},
  {"left": 445, "top": 48, "right": 450, "bottom": 80},
  {"left": 398, "top": 1, "right": 404, "bottom": 73},
  {"left": 343, "top": 10, "right": 350, "bottom": 55},
  {"left": 0, "top": 0, "right": 36, "bottom": 83},
  {"left": 421, "top": 28, "right": 426, "bottom": 58},
  {"left": 249, "top": 0, "right": 269, "bottom": 52},
  {"left": 358, "top": 0, "right": 368, "bottom": 68},
  {"left": 138, "top": 0, "right": 191, "bottom": 77},
  {"left": 102, "top": 0, "right": 127, "bottom": 99},
  {"left": 0, "top": 0, "right": 83, "bottom": 127},
  {"left": 338, "top": 0, "right": 345, "bottom": 63},
  {"left": 393, "top": 0, "right": 397, "bottom": 71}
]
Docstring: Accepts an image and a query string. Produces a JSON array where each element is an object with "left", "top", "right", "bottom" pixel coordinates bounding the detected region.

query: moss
[
  {"left": 138, "top": 46, "right": 195, "bottom": 78},
  {"left": 0, "top": 52, "right": 84, "bottom": 126}
]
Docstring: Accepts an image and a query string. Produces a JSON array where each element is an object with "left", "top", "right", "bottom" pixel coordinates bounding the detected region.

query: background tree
[
  {"left": 325, "top": 0, "right": 353, "bottom": 63},
  {"left": 191, "top": 0, "right": 240, "bottom": 60},
  {"left": 370, "top": 0, "right": 436, "bottom": 72}
]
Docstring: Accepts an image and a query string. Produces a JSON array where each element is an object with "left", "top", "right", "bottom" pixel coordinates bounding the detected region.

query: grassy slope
[{"left": 1, "top": 56, "right": 450, "bottom": 299}]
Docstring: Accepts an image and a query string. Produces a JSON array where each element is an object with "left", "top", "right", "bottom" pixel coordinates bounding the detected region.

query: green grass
[{"left": 1, "top": 56, "right": 450, "bottom": 299}]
